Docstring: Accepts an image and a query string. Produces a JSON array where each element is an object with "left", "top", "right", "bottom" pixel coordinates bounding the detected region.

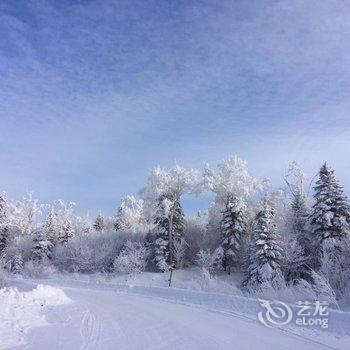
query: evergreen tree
[
  {"left": 0, "top": 192, "right": 6, "bottom": 220},
  {"left": 310, "top": 163, "right": 350, "bottom": 268},
  {"left": 220, "top": 196, "right": 247, "bottom": 274},
  {"left": 311, "top": 163, "right": 350, "bottom": 241},
  {"left": 114, "top": 207, "right": 123, "bottom": 231},
  {"left": 94, "top": 213, "right": 106, "bottom": 232},
  {"left": 0, "top": 193, "right": 8, "bottom": 257},
  {"left": 32, "top": 231, "right": 54, "bottom": 261},
  {"left": 43, "top": 210, "right": 58, "bottom": 245},
  {"left": 309, "top": 163, "right": 350, "bottom": 297},
  {"left": 286, "top": 192, "right": 313, "bottom": 282},
  {"left": 0, "top": 227, "right": 8, "bottom": 258},
  {"left": 12, "top": 253, "right": 23, "bottom": 273},
  {"left": 244, "top": 199, "right": 284, "bottom": 288},
  {"left": 61, "top": 218, "right": 74, "bottom": 243},
  {"left": 153, "top": 194, "right": 185, "bottom": 270},
  {"left": 170, "top": 195, "right": 185, "bottom": 243}
]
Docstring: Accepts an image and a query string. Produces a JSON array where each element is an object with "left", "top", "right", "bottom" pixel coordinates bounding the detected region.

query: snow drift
[{"left": 0, "top": 284, "right": 71, "bottom": 349}]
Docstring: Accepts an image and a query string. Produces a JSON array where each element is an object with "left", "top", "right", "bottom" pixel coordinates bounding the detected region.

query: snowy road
[{"left": 7, "top": 279, "right": 341, "bottom": 350}]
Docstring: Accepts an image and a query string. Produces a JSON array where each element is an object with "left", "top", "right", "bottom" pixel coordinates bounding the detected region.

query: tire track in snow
[{"left": 79, "top": 310, "right": 102, "bottom": 350}]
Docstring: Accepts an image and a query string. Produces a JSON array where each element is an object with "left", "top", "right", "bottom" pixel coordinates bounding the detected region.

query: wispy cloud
[{"left": 1, "top": 0, "right": 350, "bottom": 214}]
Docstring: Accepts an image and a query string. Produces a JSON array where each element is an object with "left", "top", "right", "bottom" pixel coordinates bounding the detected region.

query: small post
[{"left": 168, "top": 261, "right": 176, "bottom": 287}]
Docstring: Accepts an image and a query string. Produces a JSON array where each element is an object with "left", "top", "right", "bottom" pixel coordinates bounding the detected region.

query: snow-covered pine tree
[
  {"left": 153, "top": 196, "right": 170, "bottom": 271},
  {"left": 153, "top": 193, "right": 185, "bottom": 271},
  {"left": 61, "top": 217, "right": 74, "bottom": 244},
  {"left": 286, "top": 192, "right": 313, "bottom": 283},
  {"left": 310, "top": 163, "right": 350, "bottom": 297},
  {"left": 170, "top": 195, "right": 185, "bottom": 244},
  {"left": 114, "top": 207, "right": 123, "bottom": 231},
  {"left": 0, "top": 226, "right": 9, "bottom": 258},
  {"left": 0, "top": 192, "right": 6, "bottom": 221},
  {"left": 153, "top": 229, "right": 168, "bottom": 271},
  {"left": 12, "top": 253, "right": 23, "bottom": 273},
  {"left": 140, "top": 165, "right": 198, "bottom": 269},
  {"left": 0, "top": 193, "right": 8, "bottom": 257},
  {"left": 43, "top": 210, "right": 59, "bottom": 246},
  {"left": 244, "top": 199, "right": 284, "bottom": 289},
  {"left": 32, "top": 231, "right": 54, "bottom": 261},
  {"left": 220, "top": 196, "right": 247, "bottom": 274},
  {"left": 310, "top": 163, "right": 350, "bottom": 269},
  {"left": 94, "top": 213, "right": 106, "bottom": 232}
]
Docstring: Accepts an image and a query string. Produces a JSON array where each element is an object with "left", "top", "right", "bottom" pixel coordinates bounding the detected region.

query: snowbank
[{"left": 0, "top": 284, "right": 71, "bottom": 349}]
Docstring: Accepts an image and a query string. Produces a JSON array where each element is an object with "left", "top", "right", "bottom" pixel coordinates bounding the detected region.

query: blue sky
[{"left": 1, "top": 0, "right": 350, "bottom": 216}]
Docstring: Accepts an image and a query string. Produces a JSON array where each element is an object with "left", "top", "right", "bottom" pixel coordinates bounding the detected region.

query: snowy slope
[{"left": 4, "top": 277, "right": 349, "bottom": 350}]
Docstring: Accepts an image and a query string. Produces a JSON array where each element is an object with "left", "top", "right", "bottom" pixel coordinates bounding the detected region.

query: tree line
[{"left": 0, "top": 157, "right": 349, "bottom": 299}]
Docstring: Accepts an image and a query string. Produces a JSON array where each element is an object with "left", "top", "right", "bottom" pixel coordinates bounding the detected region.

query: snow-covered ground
[
  {"left": 0, "top": 284, "right": 71, "bottom": 349},
  {"left": 1, "top": 270, "right": 350, "bottom": 350}
]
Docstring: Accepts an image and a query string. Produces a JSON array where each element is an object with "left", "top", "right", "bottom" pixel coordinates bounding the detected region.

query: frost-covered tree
[
  {"left": 310, "top": 163, "right": 350, "bottom": 269},
  {"left": 319, "top": 238, "right": 350, "bottom": 298},
  {"left": 221, "top": 197, "right": 247, "bottom": 273},
  {"left": 282, "top": 162, "right": 314, "bottom": 282},
  {"left": 152, "top": 193, "right": 185, "bottom": 270},
  {"left": 0, "top": 226, "right": 9, "bottom": 259},
  {"left": 284, "top": 161, "right": 308, "bottom": 198},
  {"left": 203, "top": 203, "right": 223, "bottom": 251},
  {"left": 0, "top": 192, "right": 8, "bottom": 257},
  {"left": 75, "top": 215, "right": 93, "bottom": 236},
  {"left": 7, "top": 193, "right": 43, "bottom": 236},
  {"left": 49, "top": 200, "right": 76, "bottom": 244},
  {"left": 173, "top": 237, "right": 188, "bottom": 269},
  {"left": 32, "top": 231, "right": 54, "bottom": 261},
  {"left": 94, "top": 213, "right": 106, "bottom": 232},
  {"left": 12, "top": 253, "right": 23, "bottom": 274},
  {"left": 203, "top": 156, "right": 267, "bottom": 271},
  {"left": 286, "top": 192, "right": 314, "bottom": 282},
  {"left": 114, "top": 208, "right": 125, "bottom": 231},
  {"left": 53, "top": 232, "right": 125, "bottom": 273},
  {"left": 244, "top": 199, "right": 284, "bottom": 289},
  {"left": 114, "top": 241, "right": 149, "bottom": 275},
  {"left": 37, "top": 200, "right": 76, "bottom": 248},
  {"left": 183, "top": 212, "right": 206, "bottom": 264},
  {"left": 196, "top": 247, "right": 223, "bottom": 279},
  {"left": 311, "top": 163, "right": 350, "bottom": 242},
  {"left": 0, "top": 192, "right": 6, "bottom": 220},
  {"left": 140, "top": 165, "right": 199, "bottom": 270},
  {"left": 267, "top": 188, "right": 290, "bottom": 235},
  {"left": 203, "top": 156, "right": 268, "bottom": 205},
  {"left": 140, "top": 165, "right": 200, "bottom": 203},
  {"left": 61, "top": 217, "right": 74, "bottom": 244},
  {"left": 43, "top": 210, "right": 58, "bottom": 245},
  {"left": 291, "top": 193, "right": 311, "bottom": 254},
  {"left": 114, "top": 196, "right": 139, "bottom": 231},
  {"left": 284, "top": 162, "right": 311, "bottom": 243},
  {"left": 309, "top": 163, "right": 350, "bottom": 298},
  {"left": 114, "top": 196, "right": 150, "bottom": 233}
]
